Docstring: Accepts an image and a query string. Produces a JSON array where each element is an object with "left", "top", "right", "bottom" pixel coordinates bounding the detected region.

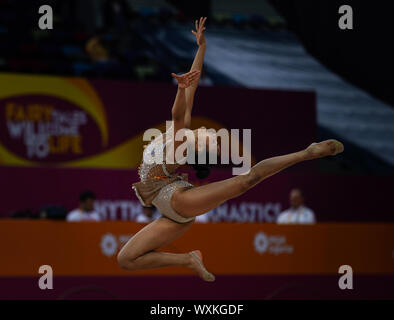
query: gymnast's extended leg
[{"left": 171, "top": 140, "right": 344, "bottom": 218}]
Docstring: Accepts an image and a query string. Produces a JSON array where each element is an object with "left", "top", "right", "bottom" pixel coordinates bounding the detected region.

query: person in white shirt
[
  {"left": 277, "top": 188, "right": 316, "bottom": 224},
  {"left": 66, "top": 190, "right": 101, "bottom": 222}
]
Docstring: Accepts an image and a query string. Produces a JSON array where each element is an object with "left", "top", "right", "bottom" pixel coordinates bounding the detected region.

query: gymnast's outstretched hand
[
  {"left": 192, "top": 17, "right": 207, "bottom": 47},
  {"left": 171, "top": 70, "right": 201, "bottom": 89}
]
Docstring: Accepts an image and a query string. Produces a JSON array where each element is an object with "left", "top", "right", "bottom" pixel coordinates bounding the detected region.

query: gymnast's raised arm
[
  {"left": 170, "top": 70, "right": 200, "bottom": 150},
  {"left": 184, "top": 17, "right": 207, "bottom": 128}
]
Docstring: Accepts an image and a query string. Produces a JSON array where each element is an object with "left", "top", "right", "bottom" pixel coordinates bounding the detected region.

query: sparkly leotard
[{"left": 132, "top": 126, "right": 194, "bottom": 223}]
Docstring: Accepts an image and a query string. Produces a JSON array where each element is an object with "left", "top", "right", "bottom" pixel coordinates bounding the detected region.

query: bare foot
[
  {"left": 188, "top": 250, "right": 215, "bottom": 282},
  {"left": 305, "top": 139, "right": 344, "bottom": 160}
]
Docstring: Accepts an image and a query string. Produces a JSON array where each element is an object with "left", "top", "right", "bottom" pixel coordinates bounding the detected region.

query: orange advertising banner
[{"left": 1, "top": 221, "right": 393, "bottom": 276}]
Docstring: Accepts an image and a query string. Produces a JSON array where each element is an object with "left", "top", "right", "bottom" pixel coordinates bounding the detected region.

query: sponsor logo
[
  {"left": 0, "top": 75, "right": 109, "bottom": 164},
  {"left": 254, "top": 231, "right": 293, "bottom": 255},
  {"left": 1, "top": 95, "right": 105, "bottom": 162},
  {"left": 100, "top": 233, "right": 133, "bottom": 257}
]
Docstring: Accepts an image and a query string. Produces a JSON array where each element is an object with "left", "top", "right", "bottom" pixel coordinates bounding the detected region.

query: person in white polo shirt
[
  {"left": 66, "top": 190, "right": 101, "bottom": 222},
  {"left": 277, "top": 188, "right": 316, "bottom": 224}
]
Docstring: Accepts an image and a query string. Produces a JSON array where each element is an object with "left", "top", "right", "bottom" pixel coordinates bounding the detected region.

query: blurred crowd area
[
  {"left": 0, "top": 0, "right": 285, "bottom": 82},
  {"left": 10, "top": 189, "right": 317, "bottom": 225}
]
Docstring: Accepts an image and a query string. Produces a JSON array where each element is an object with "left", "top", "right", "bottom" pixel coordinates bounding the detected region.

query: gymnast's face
[{"left": 193, "top": 127, "right": 220, "bottom": 156}]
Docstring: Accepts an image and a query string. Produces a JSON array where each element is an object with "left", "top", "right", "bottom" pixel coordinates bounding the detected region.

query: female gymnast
[{"left": 117, "top": 17, "right": 344, "bottom": 281}]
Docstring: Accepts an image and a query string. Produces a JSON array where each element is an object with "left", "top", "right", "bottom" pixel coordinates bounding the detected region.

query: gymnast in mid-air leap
[{"left": 117, "top": 17, "right": 344, "bottom": 281}]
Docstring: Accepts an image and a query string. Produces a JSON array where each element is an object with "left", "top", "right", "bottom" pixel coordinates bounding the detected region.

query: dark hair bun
[
  {"left": 188, "top": 151, "right": 213, "bottom": 179},
  {"left": 193, "top": 164, "right": 211, "bottom": 179}
]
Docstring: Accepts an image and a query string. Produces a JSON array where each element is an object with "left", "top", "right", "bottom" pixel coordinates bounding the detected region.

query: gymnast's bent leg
[{"left": 117, "top": 217, "right": 214, "bottom": 281}]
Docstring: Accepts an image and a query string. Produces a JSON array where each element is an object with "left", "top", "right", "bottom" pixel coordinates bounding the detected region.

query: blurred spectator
[
  {"left": 86, "top": 36, "right": 110, "bottom": 62},
  {"left": 10, "top": 209, "right": 36, "bottom": 219},
  {"left": 103, "top": 0, "right": 134, "bottom": 32},
  {"left": 277, "top": 188, "right": 316, "bottom": 224},
  {"left": 85, "top": 35, "right": 127, "bottom": 77},
  {"left": 136, "top": 206, "right": 161, "bottom": 223},
  {"left": 66, "top": 190, "right": 101, "bottom": 222},
  {"left": 39, "top": 205, "right": 67, "bottom": 220}
]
